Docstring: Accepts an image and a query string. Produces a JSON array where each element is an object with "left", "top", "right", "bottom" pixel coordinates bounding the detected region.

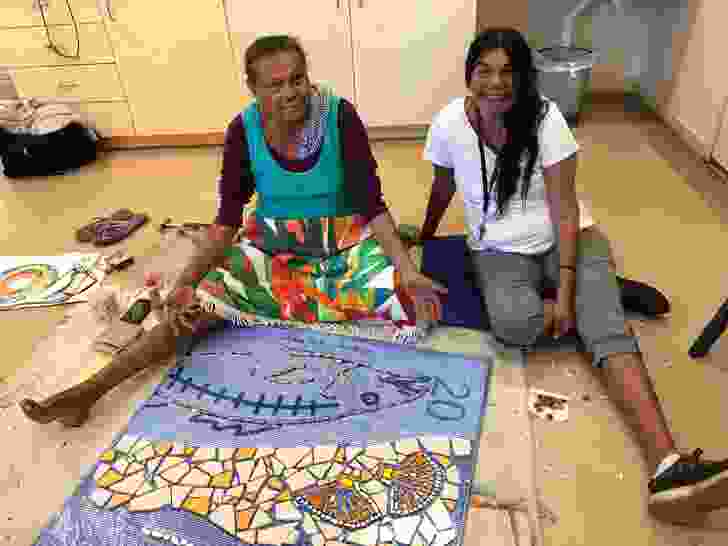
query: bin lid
[{"left": 535, "top": 46, "right": 599, "bottom": 72}]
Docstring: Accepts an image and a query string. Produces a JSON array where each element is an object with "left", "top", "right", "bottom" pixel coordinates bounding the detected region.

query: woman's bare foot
[{"left": 19, "top": 388, "right": 95, "bottom": 427}]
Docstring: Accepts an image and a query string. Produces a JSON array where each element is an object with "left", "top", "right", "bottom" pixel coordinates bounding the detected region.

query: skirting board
[{"left": 101, "top": 125, "right": 429, "bottom": 150}]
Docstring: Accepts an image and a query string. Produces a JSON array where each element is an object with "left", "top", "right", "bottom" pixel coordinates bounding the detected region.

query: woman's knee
[{"left": 487, "top": 293, "right": 544, "bottom": 347}]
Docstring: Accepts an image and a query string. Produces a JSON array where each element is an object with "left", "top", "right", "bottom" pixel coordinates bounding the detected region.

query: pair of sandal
[{"left": 76, "top": 208, "right": 149, "bottom": 246}]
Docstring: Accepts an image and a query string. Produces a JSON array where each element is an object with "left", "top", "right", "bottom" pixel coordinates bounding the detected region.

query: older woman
[
  {"left": 419, "top": 27, "right": 728, "bottom": 522},
  {"left": 20, "top": 35, "right": 445, "bottom": 427}
]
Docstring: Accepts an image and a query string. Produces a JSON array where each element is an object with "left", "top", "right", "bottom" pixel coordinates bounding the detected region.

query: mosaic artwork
[
  {"left": 0, "top": 253, "right": 104, "bottom": 309},
  {"left": 35, "top": 327, "right": 491, "bottom": 546}
]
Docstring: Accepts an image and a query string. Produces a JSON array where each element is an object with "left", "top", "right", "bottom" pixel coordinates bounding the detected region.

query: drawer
[
  {"left": 1, "top": 0, "right": 101, "bottom": 29},
  {"left": 10, "top": 65, "right": 125, "bottom": 102},
  {"left": 0, "top": 23, "right": 114, "bottom": 68},
  {"left": 78, "top": 101, "right": 134, "bottom": 137}
]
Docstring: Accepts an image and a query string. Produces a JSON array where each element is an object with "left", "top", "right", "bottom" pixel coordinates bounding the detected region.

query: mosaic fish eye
[{"left": 360, "top": 392, "right": 380, "bottom": 406}]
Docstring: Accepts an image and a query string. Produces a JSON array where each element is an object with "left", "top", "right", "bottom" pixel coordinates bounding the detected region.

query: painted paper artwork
[
  {"left": 0, "top": 253, "right": 104, "bottom": 310},
  {"left": 34, "top": 326, "right": 491, "bottom": 546}
]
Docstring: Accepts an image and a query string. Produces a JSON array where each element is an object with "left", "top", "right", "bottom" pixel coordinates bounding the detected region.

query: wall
[{"left": 477, "top": 0, "right": 691, "bottom": 104}]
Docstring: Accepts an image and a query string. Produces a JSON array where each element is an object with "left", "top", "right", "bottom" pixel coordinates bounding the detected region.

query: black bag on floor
[
  {"left": 0, "top": 99, "right": 99, "bottom": 179},
  {"left": 0, "top": 122, "right": 98, "bottom": 179}
]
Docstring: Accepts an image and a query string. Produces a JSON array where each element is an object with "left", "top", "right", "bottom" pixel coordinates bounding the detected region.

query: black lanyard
[{"left": 473, "top": 107, "right": 500, "bottom": 199}]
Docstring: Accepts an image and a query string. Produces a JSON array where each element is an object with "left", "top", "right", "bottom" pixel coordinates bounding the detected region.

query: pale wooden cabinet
[
  {"left": 3, "top": 0, "right": 101, "bottom": 28},
  {"left": 227, "top": 0, "right": 475, "bottom": 129},
  {"left": 350, "top": 0, "right": 476, "bottom": 127},
  {"left": 104, "top": 0, "right": 244, "bottom": 135},
  {"left": 0, "top": 0, "right": 133, "bottom": 137},
  {"left": 664, "top": 0, "right": 727, "bottom": 158}
]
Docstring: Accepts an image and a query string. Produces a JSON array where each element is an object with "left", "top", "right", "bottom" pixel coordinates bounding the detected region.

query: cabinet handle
[
  {"left": 359, "top": 0, "right": 363, "bottom": 7},
  {"left": 58, "top": 80, "right": 80, "bottom": 89}
]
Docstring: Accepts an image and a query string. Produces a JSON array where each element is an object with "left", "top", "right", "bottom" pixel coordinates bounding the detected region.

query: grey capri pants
[{"left": 470, "top": 226, "right": 640, "bottom": 367}]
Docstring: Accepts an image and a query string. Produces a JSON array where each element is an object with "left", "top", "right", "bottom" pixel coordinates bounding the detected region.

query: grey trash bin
[{"left": 534, "top": 46, "right": 599, "bottom": 127}]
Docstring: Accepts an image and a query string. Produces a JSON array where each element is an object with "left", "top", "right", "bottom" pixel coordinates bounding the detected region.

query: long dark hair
[{"left": 466, "top": 28, "right": 548, "bottom": 218}]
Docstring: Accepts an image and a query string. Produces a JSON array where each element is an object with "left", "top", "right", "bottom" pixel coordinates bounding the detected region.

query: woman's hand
[
  {"left": 551, "top": 294, "right": 576, "bottom": 339},
  {"left": 159, "top": 285, "right": 205, "bottom": 337},
  {"left": 400, "top": 270, "right": 448, "bottom": 323}
]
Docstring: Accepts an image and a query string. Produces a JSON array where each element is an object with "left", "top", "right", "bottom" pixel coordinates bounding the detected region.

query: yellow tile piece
[
  {"left": 276, "top": 490, "right": 291, "bottom": 502},
  {"left": 97, "top": 469, "right": 124, "bottom": 488},
  {"left": 234, "top": 448, "right": 257, "bottom": 461},
  {"left": 182, "top": 494, "right": 211, "bottom": 516},
  {"left": 183, "top": 447, "right": 197, "bottom": 457},
  {"left": 268, "top": 477, "right": 284, "bottom": 491},
  {"left": 99, "top": 450, "right": 116, "bottom": 463},
  {"left": 210, "top": 471, "right": 234, "bottom": 488},
  {"left": 334, "top": 448, "right": 346, "bottom": 464},
  {"left": 433, "top": 454, "right": 450, "bottom": 466}
]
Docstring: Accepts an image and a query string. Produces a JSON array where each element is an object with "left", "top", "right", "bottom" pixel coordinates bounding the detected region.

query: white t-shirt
[{"left": 424, "top": 96, "right": 581, "bottom": 254}]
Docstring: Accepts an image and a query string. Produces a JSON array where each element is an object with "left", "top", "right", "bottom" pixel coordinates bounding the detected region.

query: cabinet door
[
  {"left": 104, "top": 0, "right": 243, "bottom": 135},
  {"left": 666, "top": 0, "right": 727, "bottom": 155},
  {"left": 225, "top": 0, "right": 355, "bottom": 107},
  {"left": 712, "top": 97, "right": 728, "bottom": 172},
  {"left": 350, "top": 0, "right": 475, "bottom": 127},
  {"left": 1, "top": 0, "right": 101, "bottom": 29}
]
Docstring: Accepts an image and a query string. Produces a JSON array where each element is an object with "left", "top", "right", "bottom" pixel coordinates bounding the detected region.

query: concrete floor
[{"left": 2, "top": 100, "right": 728, "bottom": 544}]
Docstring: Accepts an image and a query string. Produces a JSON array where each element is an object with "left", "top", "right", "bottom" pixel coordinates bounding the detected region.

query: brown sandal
[
  {"left": 19, "top": 398, "right": 91, "bottom": 428},
  {"left": 75, "top": 208, "right": 149, "bottom": 246}
]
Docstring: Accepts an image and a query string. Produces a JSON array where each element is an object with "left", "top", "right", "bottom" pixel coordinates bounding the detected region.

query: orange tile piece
[
  {"left": 234, "top": 448, "right": 257, "bottom": 461},
  {"left": 236, "top": 508, "right": 256, "bottom": 531},
  {"left": 182, "top": 495, "right": 211, "bottom": 516}
]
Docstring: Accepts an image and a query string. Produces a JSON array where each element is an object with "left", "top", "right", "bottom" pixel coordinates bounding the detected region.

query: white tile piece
[
  {"left": 419, "top": 438, "right": 451, "bottom": 455},
  {"left": 446, "top": 466, "right": 461, "bottom": 484},
  {"left": 418, "top": 515, "right": 437, "bottom": 544},
  {"left": 114, "top": 434, "right": 139, "bottom": 453},
  {"left": 276, "top": 501, "right": 303, "bottom": 522},
  {"left": 89, "top": 488, "right": 112, "bottom": 508},
  {"left": 346, "top": 524, "right": 379, "bottom": 546},
  {"left": 395, "top": 438, "right": 421, "bottom": 455},
  {"left": 450, "top": 438, "right": 471, "bottom": 456},
  {"left": 432, "top": 528, "right": 457, "bottom": 546},
  {"left": 427, "top": 500, "right": 453, "bottom": 531},
  {"left": 392, "top": 515, "right": 420, "bottom": 544},
  {"left": 209, "top": 504, "right": 236, "bottom": 535}
]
